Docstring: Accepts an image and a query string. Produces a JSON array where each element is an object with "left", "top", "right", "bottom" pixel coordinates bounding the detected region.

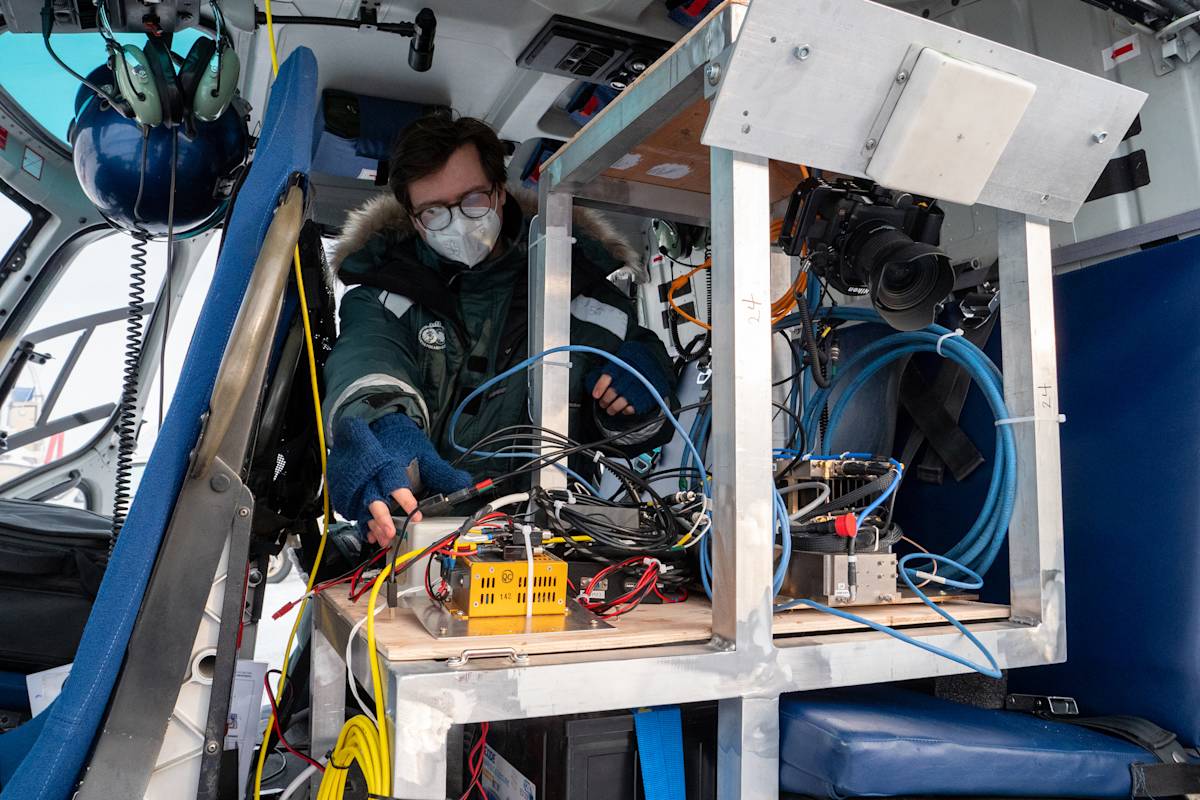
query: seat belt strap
[{"left": 633, "top": 706, "right": 686, "bottom": 800}]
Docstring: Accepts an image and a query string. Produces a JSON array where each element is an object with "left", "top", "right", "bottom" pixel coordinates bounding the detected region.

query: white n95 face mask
[{"left": 421, "top": 208, "right": 502, "bottom": 267}]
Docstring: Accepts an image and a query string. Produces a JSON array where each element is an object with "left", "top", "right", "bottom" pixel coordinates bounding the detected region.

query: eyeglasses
[{"left": 414, "top": 188, "right": 496, "bottom": 232}]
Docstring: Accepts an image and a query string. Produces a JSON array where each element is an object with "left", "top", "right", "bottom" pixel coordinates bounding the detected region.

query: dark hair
[{"left": 388, "top": 111, "right": 508, "bottom": 209}]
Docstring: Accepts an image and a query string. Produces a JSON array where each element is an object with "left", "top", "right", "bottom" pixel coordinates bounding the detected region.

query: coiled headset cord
[{"left": 111, "top": 127, "right": 177, "bottom": 547}]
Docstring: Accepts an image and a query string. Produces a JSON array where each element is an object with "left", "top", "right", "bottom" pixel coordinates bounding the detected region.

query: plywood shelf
[{"left": 323, "top": 589, "right": 1010, "bottom": 663}]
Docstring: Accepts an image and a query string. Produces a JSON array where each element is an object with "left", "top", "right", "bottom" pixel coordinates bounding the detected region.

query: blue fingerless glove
[
  {"left": 587, "top": 340, "right": 672, "bottom": 415},
  {"left": 327, "top": 414, "right": 471, "bottom": 537},
  {"left": 370, "top": 412, "right": 471, "bottom": 494}
]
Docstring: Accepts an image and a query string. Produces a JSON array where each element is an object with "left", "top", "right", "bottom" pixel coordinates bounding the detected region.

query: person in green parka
[{"left": 324, "top": 112, "right": 677, "bottom": 546}]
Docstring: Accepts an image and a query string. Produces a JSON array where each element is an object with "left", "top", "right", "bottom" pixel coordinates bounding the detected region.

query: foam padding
[{"left": 779, "top": 686, "right": 1149, "bottom": 798}]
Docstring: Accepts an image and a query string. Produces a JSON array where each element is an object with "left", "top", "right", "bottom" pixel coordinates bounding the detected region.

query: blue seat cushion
[{"left": 780, "top": 687, "right": 1150, "bottom": 798}]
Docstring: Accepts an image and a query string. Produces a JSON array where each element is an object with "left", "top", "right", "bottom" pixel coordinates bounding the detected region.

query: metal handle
[
  {"left": 192, "top": 185, "right": 304, "bottom": 478},
  {"left": 446, "top": 646, "right": 530, "bottom": 668}
]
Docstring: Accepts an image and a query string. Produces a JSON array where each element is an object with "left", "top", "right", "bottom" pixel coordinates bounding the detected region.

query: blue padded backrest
[
  {"left": 1009, "top": 234, "right": 1200, "bottom": 746},
  {"left": 0, "top": 48, "right": 317, "bottom": 800}
]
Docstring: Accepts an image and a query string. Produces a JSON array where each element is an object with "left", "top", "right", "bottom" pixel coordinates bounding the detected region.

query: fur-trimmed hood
[{"left": 330, "top": 186, "right": 647, "bottom": 283}]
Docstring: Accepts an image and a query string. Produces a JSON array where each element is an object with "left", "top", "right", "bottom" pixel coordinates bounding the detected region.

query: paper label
[
  {"left": 610, "top": 153, "right": 641, "bottom": 170},
  {"left": 26, "top": 663, "right": 71, "bottom": 717},
  {"left": 1103, "top": 35, "right": 1141, "bottom": 71},
  {"left": 482, "top": 744, "right": 536, "bottom": 800},
  {"left": 646, "top": 162, "right": 691, "bottom": 180},
  {"left": 227, "top": 660, "right": 268, "bottom": 800}
]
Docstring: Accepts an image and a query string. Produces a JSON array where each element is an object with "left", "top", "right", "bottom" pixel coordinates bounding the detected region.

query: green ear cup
[
  {"left": 112, "top": 45, "right": 162, "bottom": 127},
  {"left": 193, "top": 47, "right": 240, "bottom": 122}
]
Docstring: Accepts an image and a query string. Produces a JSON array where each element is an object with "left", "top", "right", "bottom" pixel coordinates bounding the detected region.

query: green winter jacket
[{"left": 323, "top": 189, "right": 676, "bottom": 483}]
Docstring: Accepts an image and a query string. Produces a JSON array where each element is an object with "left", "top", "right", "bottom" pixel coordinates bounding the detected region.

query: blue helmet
[{"left": 70, "top": 65, "right": 248, "bottom": 237}]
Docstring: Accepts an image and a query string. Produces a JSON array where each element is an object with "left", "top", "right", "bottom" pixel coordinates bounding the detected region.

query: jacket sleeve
[{"left": 322, "top": 286, "right": 432, "bottom": 443}]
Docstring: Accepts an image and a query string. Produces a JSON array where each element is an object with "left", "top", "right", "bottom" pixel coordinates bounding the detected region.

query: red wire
[
  {"left": 263, "top": 671, "right": 324, "bottom": 772},
  {"left": 459, "top": 722, "right": 490, "bottom": 800}
]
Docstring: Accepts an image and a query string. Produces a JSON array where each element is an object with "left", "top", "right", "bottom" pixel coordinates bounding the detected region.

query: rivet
[
  {"left": 896, "top": 70, "right": 909, "bottom": 83},
  {"left": 1092, "top": 130, "right": 1109, "bottom": 143},
  {"left": 1040, "top": 193, "right": 1050, "bottom": 203},
  {"left": 865, "top": 138, "right": 878, "bottom": 150},
  {"left": 238, "top": 507, "right": 250, "bottom": 517},
  {"left": 210, "top": 473, "right": 231, "bottom": 492},
  {"left": 794, "top": 45, "right": 811, "bottom": 60},
  {"left": 205, "top": 741, "right": 219, "bottom": 754},
  {"left": 741, "top": 123, "right": 751, "bottom": 134}
]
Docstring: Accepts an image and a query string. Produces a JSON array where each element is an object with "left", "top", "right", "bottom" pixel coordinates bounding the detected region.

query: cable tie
[
  {"left": 994, "top": 413, "right": 1066, "bottom": 427},
  {"left": 541, "top": 359, "right": 573, "bottom": 369},
  {"left": 528, "top": 232, "right": 577, "bottom": 251},
  {"left": 565, "top": 489, "right": 576, "bottom": 504},
  {"left": 912, "top": 569, "right": 948, "bottom": 585},
  {"left": 936, "top": 328, "right": 964, "bottom": 356},
  {"left": 593, "top": 450, "right": 604, "bottom": 463},
  {"left": 552, "top": 499, "right": 564, "bottom": 518}
]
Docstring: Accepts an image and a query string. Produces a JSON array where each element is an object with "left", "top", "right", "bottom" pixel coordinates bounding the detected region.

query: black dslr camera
[{"left": 778, "top": 178, "right": 954, "bottom": 331}]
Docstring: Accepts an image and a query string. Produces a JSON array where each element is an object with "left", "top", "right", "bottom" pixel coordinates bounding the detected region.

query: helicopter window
[
  {"left": 0, "top": 191, "right": 32, "bottom": 267},
  {"left": 0, "top": 230, "right": 217, "bottom": 507},
  {"left": 0, "top": 29, "right": 207, "bottom": 145}
]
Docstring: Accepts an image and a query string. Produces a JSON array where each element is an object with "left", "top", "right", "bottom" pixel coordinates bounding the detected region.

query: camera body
[{"left": 779, "top": 178, "right": 954, "bottom": 331}]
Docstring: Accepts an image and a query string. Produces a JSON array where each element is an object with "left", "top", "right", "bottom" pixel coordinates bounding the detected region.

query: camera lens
[{"left": 845, "top": 223, "right": 954, "bottom": 331}]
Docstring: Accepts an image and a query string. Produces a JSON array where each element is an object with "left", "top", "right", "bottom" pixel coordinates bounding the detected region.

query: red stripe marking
[{"left": 1111, "top": 43, "right": 1135, "bottom": 60}]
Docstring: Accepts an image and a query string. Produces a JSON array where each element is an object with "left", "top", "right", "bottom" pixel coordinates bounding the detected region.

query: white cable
[
  {"left": 486, "top": 492, "right": 530, "bottom": 512},
  {"left": 520, "top": 525, "right": 535, "bottom": 618},
  {"left": 279, "top": 762, "right": 320, "bottom": 800},
  {"left": 345, "top": 588, "right": 421, "bottom": 723},
  {"left": 786, "top": 482, "right": 832, "bottom": 522}
]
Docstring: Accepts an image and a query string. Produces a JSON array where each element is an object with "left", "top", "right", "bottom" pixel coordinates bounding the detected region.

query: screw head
[
  {"left": 896, "top": 70, "right": 909, "bottom": 83},
  {"left": 865, "top": 138, "right": 878, "bottom": 150},
  {"left": 238, "top": 507, "right": 250, "bottom": 517},
  {"left": 741, "top": 123, "right": 751, "bottom": 134},
  {"left": 210, "top": 473, "right": 231, "bottom": 492},
  {"left": 705, "top": 62, "right": 721, "bottom": 85},
  {"left": 630, "top": 59, "right": 647, "bottom": 73},
  {"left": 1040, "top": 193, "right": 1050, "bottom": 203},
  {"left": 1092, "top": 130, "right": 1109, "bottom": 143},
  {"left": 794, "top": 45, "right": 811, "bottom": 60},
  {"left": 438, "top": 626, "right": 448, "bottom": 635},
  {"left": 205, "top": 741, "right": 219, "bottom": 754},
  {"left": 589, "top": 618, "right": 600, "bottom": 627},
  {"left": 248, "top": 568, "right": 263, "bottom": 587}
]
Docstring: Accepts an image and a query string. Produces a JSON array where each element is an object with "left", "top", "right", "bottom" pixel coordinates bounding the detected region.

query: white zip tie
[
  {"left": 995, "top": 414, "right": 1066, "bottom": 427},
  {"left": 912, "top": 570, "right": 948, "bottom": 585},
  {"left": 936, "top": 328, "right": 964, "bottom": 356},
  {"left": 593, "top": 450, "right": 604, "bottom": 463},
  {"left": 528, "top": 232, "right": 577, "bottom": 251}
]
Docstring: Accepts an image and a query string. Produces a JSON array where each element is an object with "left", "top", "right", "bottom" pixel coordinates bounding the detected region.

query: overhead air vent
[{"left": 517, "top": 15, "right": 672, "bottom": 91}]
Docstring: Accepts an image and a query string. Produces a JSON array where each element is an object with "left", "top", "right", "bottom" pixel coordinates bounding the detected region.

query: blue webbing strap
[{"left": 633, "top": 706, "right": 686, "bottom": 800}]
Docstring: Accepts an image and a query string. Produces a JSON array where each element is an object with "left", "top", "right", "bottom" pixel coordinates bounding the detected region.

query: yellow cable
[
  {"left": 315, "top": 546, "right": 425, "bottom": 799},
  {"left": 252, "top": 11, "right": 333, "bottom": 797}
]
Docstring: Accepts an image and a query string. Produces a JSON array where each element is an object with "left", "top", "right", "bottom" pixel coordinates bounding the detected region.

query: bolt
[
  {"left": 438, "top": 625, "right": 448, "bottom": 635},
  {"left": 794, "top": 44, "right": 811, "bottom": 60},
  {"left": 741, "top": 123, "right": 751, "bottom": 134},
  {"left": 238, "top": 507, "right": 250, "bottom": 517},
  {"left": 1093, "top": 130, "right": 1109, "bottom": 143},
  {"left": 896, "top": 70, "right": 909, "bottom": 83},
  {"left": 210, "top": 473, "right": 231, "bottom": 492},
  {"left": 865, "top": 138, "right": 878, "bottom": 150},
  {"left": 630, "top": 59, "right": 647, "bottom": 72},
  {"left": 205, "top": 741, "right": 219, "bottom": 754},
  {"left": 705, "top": 62, "right": 721, "bottom": 86},
  {"left": 589, "top": 618, "right": 600, "bottom": 627},
  {"left": 609, "top": 79, "right": 627, "bottom": 91},
  {"left": 248, "top": 568, "right": 263, "bottom": 587}
]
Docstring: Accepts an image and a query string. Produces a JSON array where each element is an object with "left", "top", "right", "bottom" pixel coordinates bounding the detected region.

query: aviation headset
[{"left": 100, "top": 0, "right": 241, "bottom": 128}]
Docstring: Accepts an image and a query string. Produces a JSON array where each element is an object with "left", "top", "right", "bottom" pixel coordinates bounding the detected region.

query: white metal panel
[{"left": 701, "top": 0, "right": 1146, "bottom": 221}]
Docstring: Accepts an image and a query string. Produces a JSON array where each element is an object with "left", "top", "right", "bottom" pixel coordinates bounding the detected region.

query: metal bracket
[
  {"left": 1005, "top": 693, "right": 1079, "bottom": 716},
  {"left": 1156, "top": 14, "right": 1200, "bottom": 66},
  {"left": 446, "top": 647, "right": 531, "bottom": 668},
  {"left": 862, "top": 44, "right": 924, "bottom": 158}
]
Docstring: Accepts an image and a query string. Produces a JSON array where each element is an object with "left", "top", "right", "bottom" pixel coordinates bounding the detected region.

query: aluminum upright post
[
  {"left": 997, "top": 211, "right": 1066, "bottom": 649},
  {"left": 530, "top": 189, "right": 574, "bottom": 490}
]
